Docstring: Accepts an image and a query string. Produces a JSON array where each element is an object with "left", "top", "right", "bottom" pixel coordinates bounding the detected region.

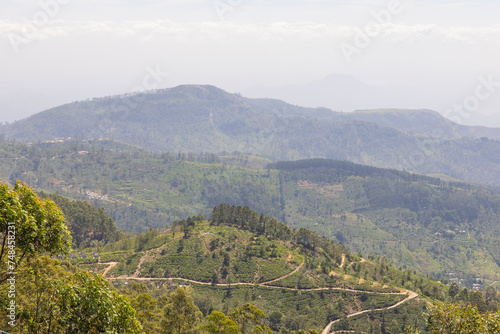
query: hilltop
[{"left": 71, "top": 204, "right": 448, "bottom": 333}]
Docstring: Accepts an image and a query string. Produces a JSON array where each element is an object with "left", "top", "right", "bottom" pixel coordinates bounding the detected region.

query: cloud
[{"left": 2, "top": 20, "right": 500, "bottom": 44}]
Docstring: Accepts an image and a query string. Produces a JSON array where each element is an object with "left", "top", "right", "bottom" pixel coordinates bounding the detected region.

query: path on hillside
[
  {"left": 132, "top": 250, "right": 154, "bottom": 278},
  {"left": 101, "top": 261, "right": 119, "bottom": 277},
  {"left": 100, "top": 254, "right": 418, "bottom": 333},
  {"left": 260, "top": 261, "right": 304, "bottom": 284},
  {"left": 339, "top": 254, "right": 346, "bottom": 268},
  {"left": 321, "top": 290, "right": 418, "bottom": 334},
  {"left": 102, "top": 261, "right": 306, "bottom": 287},
  {"left": 106, "top": 274, "right": 408, "bottom": 297}
]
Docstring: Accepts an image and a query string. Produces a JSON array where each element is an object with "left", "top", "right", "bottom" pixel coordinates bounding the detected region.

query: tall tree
[
  {"left": 162, "top": 287, "right": 203, "bottom": 334},
  {"left": 0, "top": 256, "right": 142, "bottom": 333},
  {"left": 200, "top": 311, "right": 239, "bottom": 334},
  {"left": 425, "top": 303, "right": 500, "bottom": 334},
  {"left": 0, "top": 181, "right": 71, "bottom": 283},
  {"left": 228, "top": 303, "right": 272, "bottom": 334}
]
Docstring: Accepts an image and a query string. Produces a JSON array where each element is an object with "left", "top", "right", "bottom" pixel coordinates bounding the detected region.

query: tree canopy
[{"left": 0, "top": 181, "right": 71, "bottom": 283}]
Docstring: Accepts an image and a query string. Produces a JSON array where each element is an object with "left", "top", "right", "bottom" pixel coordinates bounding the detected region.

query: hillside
[
  {"left": 2, "top": 140, "right": 500, "bottom": 286},
  {"left": 39, "top": 192, "right": 123, "bottom": 248},
  {"left": 71, "top": 205, "right": 449, "bottom": 333},
  {"left": 3, "top": 85, "right": 500, "bottom": 187},
  {"left": 348, "top": 108, "right": 500, "bottom": 141}
]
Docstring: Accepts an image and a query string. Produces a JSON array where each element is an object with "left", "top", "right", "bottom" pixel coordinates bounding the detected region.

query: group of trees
[
  {"left": 39, "top": 192, "right": 122, "bottom": 248},
  {"left": 3, "top": 181, "right": 500, "bottom": 333},
  {"left": 210, "top": 204, "right": 347, "bottom": 263},
  {"left": 4, "top": 138, "right": 500, "bottom": 281},
  {"left": 0, "top": 182, "right": 141, "bottom": 333},
  {"left": 0, "top": 182, "right": 71, "bottom": 282},
  {"left": 0, "top": 182, "right": 326, "bottom": 333},
  {"left": 126, "top": 284, "right": 319, "bottom": 334},
  {"left": 271, "top": 159, "right": 444, "bottom": 185},
  {"left": 406, "top": 303, "right": 500, "bottom": 334}
]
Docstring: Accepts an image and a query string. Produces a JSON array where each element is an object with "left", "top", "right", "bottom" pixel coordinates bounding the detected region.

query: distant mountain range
[
  {"left": 3, "top": 84, "right": 500, "bottom": 187},
  {"left": 244, "top": 73, "right": 389, "bottom": 112}
]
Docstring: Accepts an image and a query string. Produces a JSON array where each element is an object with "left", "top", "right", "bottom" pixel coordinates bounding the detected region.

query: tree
[
  {"left": 228, "top": 303, "right": 272, "bottom": 334},
  {"left": 130, "top": 293, "right": 163, "bottom": 333},
  {"left": 200, "top": 311, "right": 239, "bottom": 334},
  {"left": 0, "top": 182, "right": 71, "bottom": 283},
  {"left": 268, "top": 311, "right": 283, "bottom": 330},
  {"left": 426, "top": 303, "right": 500, "bottom": 334},
  {"left": 57, "top": 271, "right": 143, "bottom": 333},
  {"left": 448, "top": 283, "right": 459, "bottom": 299},
  {"left": 0, "top": 256, "right": 142, "bottom": 333},
  {"left": 40, "top": 192, "right": 122, "bottom": 248},
  {"left": 162, "top": 287, "right": 203, "bottom": 334}
]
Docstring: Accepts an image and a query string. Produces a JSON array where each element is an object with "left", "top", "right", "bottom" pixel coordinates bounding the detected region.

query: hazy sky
[{"left": 1, "top": 0, "right": 500, "bottom": 127}]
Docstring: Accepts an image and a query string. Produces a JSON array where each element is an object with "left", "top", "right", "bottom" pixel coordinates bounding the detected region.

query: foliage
[
  {"left": 56, "top": 271, "right": 142, "bottom": 333},
  {"left": 161, "top": 287, "right": 203, "bottom": 334},
  {"left": 3, "top": 140, "right": 500, "bottom": 282},
  {"left": 0, "top": 256, "right": 142, "bottom": 333},
  {"left": 200, "top": 311, "right": 240, "bottom": 334},
  {"left": 228, "top": 303, "right": 272, "bottom": 334},
  {"left": 91, "top": 205, "right": 462, "bottom": 332},
  {"left": 0, "top": 181, "right": 71, "bottom": 283},
  {"left": 425, "top": 303, "right": 500, "bottom": 334},
  {"left": 40, "top": 192, "right": 122, "bottom": 248}
]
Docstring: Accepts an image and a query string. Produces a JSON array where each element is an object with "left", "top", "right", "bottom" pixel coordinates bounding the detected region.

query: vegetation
[
  {"left": 2, "top": 140, "right": 500, "bottom": 284},
  {"left": 2, "top": 181, "right": 500, "bottom": 333},
  {"left": 39, "top": 192, "right": 123, "bottom": 248},
  {"left": 4, "top": 86, "right": 500, "bottom": 332},
  {"left": 411, "top": 303, "right": 500, "bottom": 334},
  {"left": 0, "top": 181, "right": 71, "bottom": 283},
  {"left": 88, "top": 205, "right": 462, "bottom": 332},
  {"left": 0, "top": 182, "right": 142, "bottom": 333}
]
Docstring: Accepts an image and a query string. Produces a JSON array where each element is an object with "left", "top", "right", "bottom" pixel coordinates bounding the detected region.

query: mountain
[
  {"left": 3, "top": 85, "right": 500, "bottom": 188},
  {"left": 347, "top": 108, "right": 500, "bottom": 141},
  {"left": 244, "top": 73, "right": 389, "bottom": 111}
]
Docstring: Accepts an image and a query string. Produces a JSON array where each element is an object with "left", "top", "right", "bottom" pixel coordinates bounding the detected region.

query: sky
[{"left": 1, "top": 0, "right": 500, "bottom": 127}]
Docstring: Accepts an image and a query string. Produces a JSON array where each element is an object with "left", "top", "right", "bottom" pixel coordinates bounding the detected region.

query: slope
[{"left": 72, "top": 206, "right": 443, "bottom": 333}]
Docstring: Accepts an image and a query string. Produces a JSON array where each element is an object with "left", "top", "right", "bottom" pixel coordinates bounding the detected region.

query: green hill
[{"left": 73, "top": 205, "right": 449, "bottom": 333}]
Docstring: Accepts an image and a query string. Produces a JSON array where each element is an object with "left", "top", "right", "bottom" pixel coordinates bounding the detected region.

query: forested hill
[
  {"left": 2, "top": 140, "right": 500, "bottom": 283},
  {"left": 273, "top": 159, "right": 500, "bottom": 281},
  {"left": 39, "top": 192, "right": 123, "bottom": 248},
  {"left": 3, "top": 85, "right": 500, "bottom": 187},
  {"left": 75, "top": 204, "right": 450, "bottom": 333}
]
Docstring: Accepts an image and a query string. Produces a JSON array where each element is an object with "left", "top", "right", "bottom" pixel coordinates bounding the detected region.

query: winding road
[
  {"left": 99, "top": 255, "right": 418, "bottom": 334},
  {"left": 321, "top": 290, "right": 418, "bottom": 334}
]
